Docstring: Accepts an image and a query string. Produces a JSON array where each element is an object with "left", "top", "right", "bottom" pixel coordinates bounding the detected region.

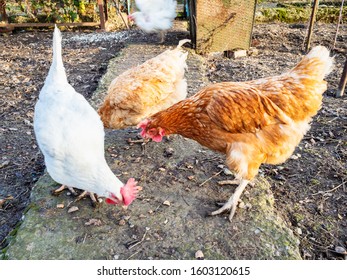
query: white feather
[
  {"left": 306, "top": 46, "right": 334, "bottom": 78},
  {"left": 34, "top": 26, "right": 123, "bottom": 199},
  {"left": 131, "top": 0, "right": 177, "bottom": 33}
]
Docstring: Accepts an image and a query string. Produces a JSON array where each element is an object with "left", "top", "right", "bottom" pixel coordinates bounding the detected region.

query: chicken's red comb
[{"left": 120, "top": 178, "right": 140, "bottom": 206}]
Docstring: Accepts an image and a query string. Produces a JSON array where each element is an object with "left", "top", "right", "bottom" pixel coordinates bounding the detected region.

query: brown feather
[{"left": 145, "top": 46, "right": 333, "bottom": 181}]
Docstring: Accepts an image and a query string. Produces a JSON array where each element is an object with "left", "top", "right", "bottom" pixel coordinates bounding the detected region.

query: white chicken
[
  {"left": 34, "top": 26, "right": 139, "bottom": 207},
  {"left": 128, "top": 0, "right": 177, "bottom": 43}
]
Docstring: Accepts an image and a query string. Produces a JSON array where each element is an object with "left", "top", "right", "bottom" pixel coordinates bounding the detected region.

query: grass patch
[{"left": 256, "top": 6, "right": 347, "bottom": 23}]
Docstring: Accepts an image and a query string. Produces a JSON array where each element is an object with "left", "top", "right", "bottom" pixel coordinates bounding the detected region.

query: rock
[
  {"left": 163, "top": 200, "right": 171, "bottom": 206},
  {"left": 238, "top": 200, "right": 246, "bottom": 209},
  {"left": 222, "top": 168, "right": 233, "bottom": 176},
  {"left": 247, "top": 47, "right": 259, "bottom": 56},
  {"left": 295, "top": 227, "right": 302, "bottom": 235},
  {"left": 225, "top": 49, "right": 247, "bottom": 59},
  {"left": 335, "top": 246, "right": 346, "bottom": 255},
  {"left": 164, "top": 148, "right": 174, "bottom": 157},
  {"left": 0, "top": 160, "right": 10, "bottom": 168},
  {"left": 195, "top": 250, "right": 204, "bottom": 260},
  {"left": 67, "top": 206, "right": 79, "bottom": 213},
  {"left": 56, "top": 204, "right": 64, "bottom": 209}
]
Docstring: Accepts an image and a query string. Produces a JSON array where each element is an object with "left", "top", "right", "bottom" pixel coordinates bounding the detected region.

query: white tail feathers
[
  {"left": 46, "top": 25, "right": 67, "bottom": 83},
  {"left": 300, "top": 46, "right": 334, "bottom": 80},
  {"left": 52, "top": 25, "right": 63, "bottom": 68},
  {"left": 177, "top": 39, "right": 191, "bottom": 48}
]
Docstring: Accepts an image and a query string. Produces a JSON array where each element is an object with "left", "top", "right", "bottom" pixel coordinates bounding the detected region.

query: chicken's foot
[
  {"left": 75, "top": 191, "right": 99, "bottom": 207},
  {"left": 52, "top": 185, "right": 100, "bottom": 207},
  {"left": 52, "top": 184, "right": 78, "bottom": 196},
  {"left": 210, "top": 179, "right": 249, "bottom": 222}
]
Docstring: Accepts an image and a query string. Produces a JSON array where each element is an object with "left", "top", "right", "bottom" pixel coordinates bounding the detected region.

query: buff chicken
[{"left": 98, "top": 39, "right": 190, "bottom": 130}]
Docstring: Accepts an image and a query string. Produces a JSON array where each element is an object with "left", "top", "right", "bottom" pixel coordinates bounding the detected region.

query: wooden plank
[{"left": 0, "top": 22, "right": 100, "bottom": 28}]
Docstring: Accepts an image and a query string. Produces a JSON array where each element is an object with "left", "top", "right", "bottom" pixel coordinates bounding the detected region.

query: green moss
[
  {"left": 310, "top": 178, "right": 320, "bottom": 186},
  {"left": 294, "top": 212, "right": 305, "bottom": 223}
]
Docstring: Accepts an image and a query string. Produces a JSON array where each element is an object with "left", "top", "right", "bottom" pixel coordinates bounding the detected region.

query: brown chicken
[
  {"left": 98, "top": 39, "right": 190, "bottom": 129},
  {"left": 139, "top": 46, "right": 334, "bottom": 222}
]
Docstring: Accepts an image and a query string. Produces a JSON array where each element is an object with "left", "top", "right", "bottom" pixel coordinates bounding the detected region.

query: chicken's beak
[{"left": 105, "top": 193, "right": 123, "bottom": 205}]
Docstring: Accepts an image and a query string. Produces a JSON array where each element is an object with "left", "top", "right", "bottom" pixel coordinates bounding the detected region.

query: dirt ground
[{"left": 0, "top": 22, "right": 346, "bottom": 259}]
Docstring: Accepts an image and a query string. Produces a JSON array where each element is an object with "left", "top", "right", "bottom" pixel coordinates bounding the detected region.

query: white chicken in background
[
  {"left": 128, "top": 0, "right": 177, "bottom": 43},
  {"left": 34, "top": 26, "right": 140, "bottom": 208}
]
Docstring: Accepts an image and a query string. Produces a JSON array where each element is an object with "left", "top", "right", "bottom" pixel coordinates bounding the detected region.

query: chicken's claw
[
  {"left": 51, "top": 184, "right": 78, "bottom": 196},
  {"left": 210, "top": 179, "right": 250, "bottom": 222}
]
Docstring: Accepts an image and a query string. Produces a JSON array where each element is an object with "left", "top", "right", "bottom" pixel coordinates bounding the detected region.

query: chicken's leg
[
  {"left": 158, "top": 31, "right": 165, "bottom": 43},
  {"left": 52, "top": 185, "right": 78, "bottom": 196},
  {"left": 75, "top": 191, "right": 99, "bottom": 207},
  {"left": 210, "top": 179, "right": 249, "bottom": 222},
  {"left": 52, "top": 185, "right": 100, "bottom": 207}
]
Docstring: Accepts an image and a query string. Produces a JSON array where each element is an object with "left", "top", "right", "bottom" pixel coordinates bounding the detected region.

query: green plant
[{"left": 15, "top": 0, "right": 95, "bottom": 23}]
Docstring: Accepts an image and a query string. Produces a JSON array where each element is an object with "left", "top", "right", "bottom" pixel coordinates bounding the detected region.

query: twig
[
  {"left": 127, "top": 249, "right": 141, "bottom": 260},
  {"left": 127, "top": 138, "right": 145, "bottom": 144},
  {"left": 82, "top": 233, "right": 87, "bottom": 244},
  {"left": 333, "top": 0, "right": 345, "bottom": 49},
  {"left": 181, "top": 194, "right": 190, "bottom": 206},
  {"left": 111, "top": 0, "right": 129, "bottom": 29},
  {"left": 312, "top": 181, "right": 345, "bottom": 196},
  {"left": 199, "top": 170, "right": 222, "bottom": 187},
  {"left": 126, "top": 228, "right": 149, "bottom": 250}
]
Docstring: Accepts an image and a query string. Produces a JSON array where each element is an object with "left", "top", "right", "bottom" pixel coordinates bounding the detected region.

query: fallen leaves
[{"left": 85, "top": 218, "right": 102, "bottom": 226}]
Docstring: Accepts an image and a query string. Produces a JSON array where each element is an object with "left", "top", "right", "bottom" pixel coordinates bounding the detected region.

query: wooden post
[
  {"left": 333, "top": 0, "right": 345, "bottom": 49},
  {"left": 305, "top": 0, "right": 319, "bottom": 52},
  {"left": 188, "top": 0, "right": 196, "bottom": 49},
  {"left": 103, "top": 0, "right": 108, "bottom": 22},
  {"left": 337, "top": 58, "right": 347, "bottom": 97},
  {"left": 111, "top": 0, "right": 129, "bottom": 29},
  {"left": 98, "top": 0, "right": 106, "bottom": 30},
  {"left": 0, "top": 0, "right": 8, "bottom": 22}
]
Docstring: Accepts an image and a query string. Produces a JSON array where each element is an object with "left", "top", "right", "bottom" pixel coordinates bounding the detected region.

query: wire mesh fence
[{"left": 1, "top": 0, "right": 346, "bottom": 95}]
